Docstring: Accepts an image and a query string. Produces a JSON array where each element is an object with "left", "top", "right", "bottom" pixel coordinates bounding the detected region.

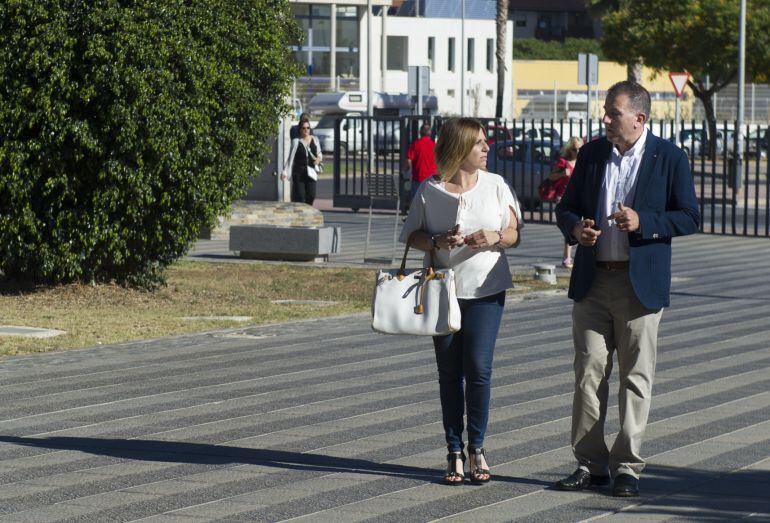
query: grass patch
[{"left": 0, "top": 262, "right": 569, "bottom": 357}]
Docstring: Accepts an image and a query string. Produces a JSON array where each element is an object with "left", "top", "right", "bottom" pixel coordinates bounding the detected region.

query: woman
[
  {"left": 545, "top": 136, "right": 583, "bottom": 268},
  {"left": 282, "top": 119, "right": 322, "bottom": 205},
  {"left": 399, "top": 117, "right": 522, "bottom": 485}
]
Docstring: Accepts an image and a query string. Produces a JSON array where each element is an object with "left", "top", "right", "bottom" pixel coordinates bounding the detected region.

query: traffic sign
[
  {"left": 578, "top": 53, "right": 599, "bottom": 86},
  {"left": 668, "top": 72, "right": 690, "bottom": 97}
]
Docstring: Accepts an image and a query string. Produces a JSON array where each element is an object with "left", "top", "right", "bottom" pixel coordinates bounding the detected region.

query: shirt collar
[{"left": 611, "top": 126, "right": 648, "bottom": 160}]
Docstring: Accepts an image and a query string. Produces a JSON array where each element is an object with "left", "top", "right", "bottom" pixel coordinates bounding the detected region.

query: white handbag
[{"left": 371, "top": 232, "right": 461, "bottom": 336}]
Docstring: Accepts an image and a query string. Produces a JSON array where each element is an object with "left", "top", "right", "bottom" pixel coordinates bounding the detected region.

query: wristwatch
[{"left": 431, "top": 235, "right": 440, "bottom": 250}]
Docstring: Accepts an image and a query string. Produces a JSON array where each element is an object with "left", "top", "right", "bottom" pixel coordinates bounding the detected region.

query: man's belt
[{"left": 596, "top": 260, "right": 629, "bottom": 270}]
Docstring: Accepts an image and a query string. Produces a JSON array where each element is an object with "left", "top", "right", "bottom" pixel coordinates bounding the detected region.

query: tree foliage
[
  {"left": 0, "top": 0, "right": 302, "bottom": 287},
  {"left": 600, "top": 0, "right": 770, "bottom": 152},
  {"left": 511, "top": 38, "right": 605, "bottom": 61}
]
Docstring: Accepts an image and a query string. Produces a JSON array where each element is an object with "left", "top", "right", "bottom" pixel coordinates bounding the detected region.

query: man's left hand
[{"left": 608, "top": 203, "right": 639, "bottom": 232}]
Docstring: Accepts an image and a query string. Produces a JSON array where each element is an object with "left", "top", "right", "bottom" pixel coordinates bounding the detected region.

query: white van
[{"left": 308, "top": 91, "right": 437, "bottom": 153}]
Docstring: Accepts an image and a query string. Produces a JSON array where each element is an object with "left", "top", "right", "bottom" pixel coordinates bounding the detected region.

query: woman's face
[
  {"left": 459, "top": 128, "right": 489, "bottom": 173},
  {"left": 299, "top": 123, "right": 311, "bottom": 136}
]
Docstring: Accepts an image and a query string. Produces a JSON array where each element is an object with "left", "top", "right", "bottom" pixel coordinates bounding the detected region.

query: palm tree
[{"left": 495, "top": 0, "right": 508, "bottom": 118}]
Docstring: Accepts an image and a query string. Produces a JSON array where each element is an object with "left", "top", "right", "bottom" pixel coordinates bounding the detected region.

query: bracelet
[
  {"left": 431, "top": 235, "right": 440, "bottom": 250},
  {"left": 494, "top": 229, "right": 504, "bottom": 247}
]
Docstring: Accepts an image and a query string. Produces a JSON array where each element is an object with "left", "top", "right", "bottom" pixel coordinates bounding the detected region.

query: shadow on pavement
[{"left": 0, "top": 435, "right": 550, "bottom": 488}]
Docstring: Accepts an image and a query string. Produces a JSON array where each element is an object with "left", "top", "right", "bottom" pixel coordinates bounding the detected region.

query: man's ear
[{"left": 636, "top": 112, "right": 648, "bottom": 127}]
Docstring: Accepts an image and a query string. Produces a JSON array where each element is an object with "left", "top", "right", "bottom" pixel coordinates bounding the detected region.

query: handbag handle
[
  {"left": 399, "top": 231, "right": 443, "bottom": 315},
  {"left": 398, "top": 231, "right": 436, "bottom": 279}
]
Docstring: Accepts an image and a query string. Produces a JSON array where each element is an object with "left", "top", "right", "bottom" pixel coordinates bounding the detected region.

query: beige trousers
[{"left": 571, "top": 267, "right": 663, "bottom": 479}]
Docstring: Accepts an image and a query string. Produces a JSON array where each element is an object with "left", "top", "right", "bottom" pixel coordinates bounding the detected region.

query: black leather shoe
[
  {"left": 613, "top": 473, "right": 640, "bottom": 497},
  {"left": 555, "top": 468, "right": 611, "bottom": 491}
]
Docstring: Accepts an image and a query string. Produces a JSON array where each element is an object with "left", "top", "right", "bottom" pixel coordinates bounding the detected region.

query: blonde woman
[
  {"left": 400, "top": 117, "right": 523, "bottom": 485},
  {"left": 545, "top": 136, "right": 583, "bottom": 267}
]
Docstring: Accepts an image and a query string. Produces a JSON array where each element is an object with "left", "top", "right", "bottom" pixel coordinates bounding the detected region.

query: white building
[
  {"left": 289, "top": 1, "right": 514, "bottom": 119},
  {"left": 361, "top": 14, "right": 514, "bottom": 118}
]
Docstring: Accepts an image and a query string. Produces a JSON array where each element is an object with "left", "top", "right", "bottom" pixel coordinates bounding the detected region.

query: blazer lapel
[
  {"left": 589, "top": 139, "right": 612, "bottom": 220},
  {"left": 632, "top": 134, "right": 661, "bottom": 208}
]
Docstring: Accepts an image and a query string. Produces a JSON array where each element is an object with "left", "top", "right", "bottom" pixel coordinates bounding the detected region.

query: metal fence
[{"left": 331, "top": 116, "right": 770, "bottom": 237}]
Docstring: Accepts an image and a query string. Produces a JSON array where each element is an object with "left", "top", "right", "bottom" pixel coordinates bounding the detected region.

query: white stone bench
[{"left": 229, "top": 225, "right": 341, "bottom": 262}]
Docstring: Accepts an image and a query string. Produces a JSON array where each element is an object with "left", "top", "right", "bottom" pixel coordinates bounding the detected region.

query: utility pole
[{"left": 736, "top": 0, "right": 746, "bottom": 191}]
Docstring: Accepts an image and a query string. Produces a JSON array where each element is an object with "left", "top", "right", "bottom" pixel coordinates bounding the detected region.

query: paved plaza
[{"left": 0, "top": 207, "right": 769, "bottom": 522}]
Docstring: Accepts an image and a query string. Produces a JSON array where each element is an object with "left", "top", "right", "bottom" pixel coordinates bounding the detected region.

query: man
[
  {"left": 554, "top": 81, "right": 700, "bottom": 497},
  {"left": 406, "top": 124, "right": 437, "bottom": 201}
]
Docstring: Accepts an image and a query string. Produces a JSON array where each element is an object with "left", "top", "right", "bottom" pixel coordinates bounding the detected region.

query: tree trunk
[
  {"left": 495, "top": 0, "right": 508, "bottom": 118},
  {"left": 691, "top": 86, "right": 717, "bottom": 160},
  {"left": 626, "top": 59, "right": 643, "bottom": 83}
]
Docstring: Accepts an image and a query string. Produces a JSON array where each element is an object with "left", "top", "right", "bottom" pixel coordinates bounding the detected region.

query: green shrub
[
  {"left": 512, "top": 38, "right": 605, "bottom": 61},
  {"left": 0, "top": 0, "right": 302, "bottom": 287}
]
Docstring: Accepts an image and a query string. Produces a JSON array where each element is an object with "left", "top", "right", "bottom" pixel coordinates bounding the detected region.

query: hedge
[{"left": 0, "top": 0, "right": 302, "bottom": 287}]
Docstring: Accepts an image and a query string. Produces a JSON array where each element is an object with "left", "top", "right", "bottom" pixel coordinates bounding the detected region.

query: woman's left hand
[{"left": 463, "top": 229, "right": 499, "bottom": 250}]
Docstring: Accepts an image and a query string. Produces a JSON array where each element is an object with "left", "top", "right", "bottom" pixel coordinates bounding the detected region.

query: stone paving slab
[{"left": 1, "top": 221, "right": 769, "bottom": 521}]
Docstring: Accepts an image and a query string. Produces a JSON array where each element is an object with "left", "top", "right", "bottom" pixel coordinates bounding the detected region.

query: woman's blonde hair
[
  {"left": 560, "top": 136, "right": 584, "bottom": 161},
  {"left": 434, "top": 117, "right": 485, "bottom": 182}
]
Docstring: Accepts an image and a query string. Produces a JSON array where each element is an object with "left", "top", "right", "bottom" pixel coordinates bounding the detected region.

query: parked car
[
  {"left": 486, "top": 139, "right": 561, "bottom": 211},
  {"left": 747, "top": 129, "right": 769, "bottom": 158},
  {"left": 671, "top": 128, "right": 707, "bottom": 157},
  {"left": 485, "top": 123, "right": 513, "bottom": 145}
]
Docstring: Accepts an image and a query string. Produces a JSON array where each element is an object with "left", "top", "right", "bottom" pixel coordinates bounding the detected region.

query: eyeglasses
[{"left": 300, "top": 126, "right": 311, "bottom": 130}]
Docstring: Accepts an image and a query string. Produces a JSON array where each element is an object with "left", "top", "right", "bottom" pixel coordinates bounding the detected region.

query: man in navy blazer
[{"left": 554, "top": 81, "right": 699, "bottom": 497}]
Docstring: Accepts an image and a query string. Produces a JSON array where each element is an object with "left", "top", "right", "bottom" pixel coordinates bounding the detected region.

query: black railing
[{"left": 331, "top": 116, "right": 770, "bottom": 237}]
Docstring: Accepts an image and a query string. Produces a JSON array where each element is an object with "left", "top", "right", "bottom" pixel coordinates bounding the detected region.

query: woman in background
[{"left": 282, "top": 119, "right": 322, "bottom": 205}]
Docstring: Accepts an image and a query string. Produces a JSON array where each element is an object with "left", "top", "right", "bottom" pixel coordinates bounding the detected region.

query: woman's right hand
[{"left": 433, "top": 228, "right": 464, "bottom": 250}]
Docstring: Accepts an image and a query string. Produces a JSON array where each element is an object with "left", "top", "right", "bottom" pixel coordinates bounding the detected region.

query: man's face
[{"left": 602, "top": 93, "right": 644, "bottom": 150}]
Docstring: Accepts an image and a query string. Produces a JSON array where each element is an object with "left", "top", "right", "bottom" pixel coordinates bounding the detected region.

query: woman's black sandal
[
  {"left": 443, "top": 451, "right": 466, "bottom": 485},
  {"left": 468, "top": 447, "right": 491, "bottom": 484}
]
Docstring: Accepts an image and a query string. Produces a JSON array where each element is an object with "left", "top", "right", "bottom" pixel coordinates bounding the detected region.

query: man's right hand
[{"left": 572, "top": 219, "right": 602, "bottom": 247}]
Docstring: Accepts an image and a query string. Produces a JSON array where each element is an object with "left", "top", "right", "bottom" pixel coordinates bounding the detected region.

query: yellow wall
[{"left": 511, "top": 60, "right": 694, "bottom": 120}]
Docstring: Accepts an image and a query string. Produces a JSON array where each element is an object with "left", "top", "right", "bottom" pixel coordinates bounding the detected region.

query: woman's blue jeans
[{"left": 432, "top": 291, "right": 505, "bottom": 452}]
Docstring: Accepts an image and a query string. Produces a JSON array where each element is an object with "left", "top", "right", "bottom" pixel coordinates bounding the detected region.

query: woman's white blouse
[{"left": 399, "top": 170, "right": 522, "bottom": 299}]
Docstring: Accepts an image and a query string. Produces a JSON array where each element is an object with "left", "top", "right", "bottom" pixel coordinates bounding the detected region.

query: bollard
[{"left": 533, "top": 264, "right": 557, "bottom": 285}]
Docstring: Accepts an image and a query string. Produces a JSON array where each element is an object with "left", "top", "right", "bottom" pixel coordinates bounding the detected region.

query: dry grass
[{"left": 0, "top": 262, "right": 569, "bottom": 356}]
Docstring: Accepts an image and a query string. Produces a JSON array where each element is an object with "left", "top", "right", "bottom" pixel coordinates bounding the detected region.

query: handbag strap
[
  {"left": 398, "top": 231, "right": 443, "bottom": 315},
  {"left": 398, "top": 231, "right": 436, "bottom": 279}
]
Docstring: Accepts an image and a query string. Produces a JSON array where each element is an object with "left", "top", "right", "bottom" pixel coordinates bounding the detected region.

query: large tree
[
  {"left": 0, "top": 0, "right": 302, "bottom": 287},
  {"left": 495, "top": 0, "right": 508, "bottom": 118},
  {"left": 586, "top": 0, "right": 642, "bottom": 82},
  {"left": 600, "top": 0, "right": 770, "bottom": 156}
]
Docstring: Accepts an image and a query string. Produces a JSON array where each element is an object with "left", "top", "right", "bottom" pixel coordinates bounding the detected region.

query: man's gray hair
[{"left": 607, "top": 81, "right": 651, "bottom": 118}]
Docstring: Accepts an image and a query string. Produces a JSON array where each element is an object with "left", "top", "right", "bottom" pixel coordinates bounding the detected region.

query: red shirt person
[{"left": 407, "top": 124, "right": 437, "bottom": 199}]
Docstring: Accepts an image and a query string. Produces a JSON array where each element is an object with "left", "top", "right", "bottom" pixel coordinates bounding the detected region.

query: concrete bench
[{"left": 229, "top": 225, "right": 341, "bottom": 262}]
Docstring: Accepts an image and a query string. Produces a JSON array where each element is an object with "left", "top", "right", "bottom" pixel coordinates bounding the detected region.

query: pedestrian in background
[
  {"left": 554, "top": 81, "right": 699, "bottom": 498},
  {"left": 400, "top": 117, "right": 522, "bottom": 485},
  {"left": 282, "top": 120, "right": 322, "bottom": 205},
  {"left": 289, "top": 112, "right": 311, "bottom": 140},
  {"left": 406, "top": 123, "right": 437, "bottom": 202},
  {"left": 544, "top": 136, "right": 583, "bottom": 268}
]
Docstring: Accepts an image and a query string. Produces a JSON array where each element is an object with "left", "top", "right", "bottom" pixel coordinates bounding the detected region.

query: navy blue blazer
[{"left": 555, "top": 133, "right": 700, "bottom": 309}]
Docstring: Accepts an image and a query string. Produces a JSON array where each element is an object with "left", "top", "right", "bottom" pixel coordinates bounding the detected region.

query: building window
[
  {"left": 486, "top": 38, "right": 494, "bottom": 73},
  {"left": 447, "top": 89, "right": 455, "bottom": 97},
  {"left": 387, "top": 35, "right": 408, "bottom": 71},
  {"left": 447, "top": 37, "right": 455, "bottom": 72},
  {"left": 467, "top": 38, "right": 475, "bottom": 72},
  {"left": 486, "top": 89, "right": 494, "bottom": 98},
  {"left": 516, "top": 19, "right": 526, "bottom": 28},
  {"left": 428, "top": 37, "right": 435, "bottom": 72}
]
